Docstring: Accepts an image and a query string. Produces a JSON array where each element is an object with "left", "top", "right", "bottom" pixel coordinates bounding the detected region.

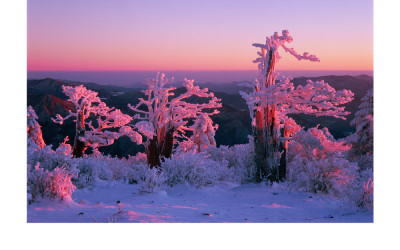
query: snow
[{"left": 27, "top": 181, "right": 372, "bottom": 223}]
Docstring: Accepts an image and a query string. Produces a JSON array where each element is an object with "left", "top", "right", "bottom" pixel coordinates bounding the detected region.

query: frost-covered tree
[
  {"left": 27, "top": 106, "right": 46, "bottom": 149},
  {"left": 189, "top": 113, "right": 218, "bottom": 153},
  {"left": 347, "top": 89, "right": 373, "bottom": 168},
  {"left": 175, "top": 113, "right": 218, "bottom": 154},
  {"left": 240, "top": 30, "right": 354, "bottom": 182},
  {"left": 127, "top": 73, "right": 221, "bottom": 167},
  {"left": 52, "top": 85, "right": 140, "bottom": 157}
]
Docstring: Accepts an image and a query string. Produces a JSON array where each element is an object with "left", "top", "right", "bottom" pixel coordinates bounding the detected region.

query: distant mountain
[
  {"left": 27, "top": 75, "right": 372, "bottom": 157},
  {"left": 27, "top": 94, "right": 76, "bottom": 146},
  {"left": 27, "top": 78, "right": 139, "bottom": 99},
  {"left": 169, "top": 81, "right": 251, "bottom": 95}
]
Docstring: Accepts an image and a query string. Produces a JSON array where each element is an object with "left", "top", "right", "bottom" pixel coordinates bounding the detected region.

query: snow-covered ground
[{"left": 27, "top": 181, "right": 372, "bottom": 223}]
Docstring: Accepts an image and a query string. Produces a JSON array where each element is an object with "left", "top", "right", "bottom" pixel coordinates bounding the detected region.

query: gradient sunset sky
[{"left": 27, "top": 0, "right": 373, "bottom": 72}]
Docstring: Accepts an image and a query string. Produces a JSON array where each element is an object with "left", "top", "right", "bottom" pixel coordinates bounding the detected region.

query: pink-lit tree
[
  {"left": 52, "top": 85, "right": 140, "bottom": 157},
  {"left": 240, "top": 30, "right": 354, "bottom": 182},
  {"left": 189, "top": 113, "right": 218, "bottom": 153},
  {"left": 27, "top": 106, "right": 46, "bottom": 149},
  {"left": 127, "top": 73, "right": 221, "bottom": 167}
]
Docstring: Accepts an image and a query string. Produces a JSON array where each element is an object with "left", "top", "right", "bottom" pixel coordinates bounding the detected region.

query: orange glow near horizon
[{"left": 27, "top": 35, "right": 373, "bottom": 71}]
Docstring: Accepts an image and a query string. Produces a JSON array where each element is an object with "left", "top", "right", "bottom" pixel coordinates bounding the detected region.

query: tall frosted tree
[
  {"left": 241, "top": 30, "right": 354, "bottom": 182},
  {"left": 127, "top": 73, "right": 221, "bottom": 167}
]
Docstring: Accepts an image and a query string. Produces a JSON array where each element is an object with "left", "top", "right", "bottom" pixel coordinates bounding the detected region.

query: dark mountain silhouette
[
  {"left": 27, "top": 75, "right": 372, "bottom": 157},
  {"left": 27, "top": 94, "right": 76, "bottom": 146}
]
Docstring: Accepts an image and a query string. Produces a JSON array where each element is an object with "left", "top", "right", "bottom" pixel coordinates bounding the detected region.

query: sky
[{"left": 27, "top": 0, "right": 373, "bottom": 72}]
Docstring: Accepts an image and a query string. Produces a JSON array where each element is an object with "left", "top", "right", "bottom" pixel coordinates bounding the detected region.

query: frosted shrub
[
  {"left": 204, "top": 141, "right": 256, "bottom": 183},
  {"left": 162, "top": 152, "right": 232, "bottom": 188},
  {"left": 356, "top": 154, "right": 373, "bottom": 171},
  {"left": 70, "top": 155, "right": 135, "bottom": 188},
  {"left": 90, "top": 156, "right": 133, "bottom": 180},
  {"left": 225, "top": 143, "right": 256, "bottom": 183},
  {"left": 28, "top": 163, "right": 76, "bottom": 201},
  {"left": 286, "top": 127, "right": 357, "bottom": 196},
  {"left": 125, "top": 162, "right": 149, "bottom": 184},
  {"left": 287, "top": 157, "right": 358, "bottom": 196},
  {"left": 126, "top": 152, "right": 148, "bottom": 165},
  {"left": 46, "top": 166, "right": 77, "bottom": 201},
  {"left": 360, "top": 178, "right": 373, "bottom": 209},
  {"left": 69, "top": 157, "right": 104, "bottom": 188},
  {"left": 348, "top": 168, "right": 373, "bottom": 209},
  {"left": 27, "top": 139, "right": 73, "bottom": 172},
  {"left": 28, "top": 163, "right": 48, "bottom": 200},
  {"left": 138, "top": 168, "right": 166, "bottom": 193},
  {"left": 27, "top": 139, "right": 93, "bottom": 188}
]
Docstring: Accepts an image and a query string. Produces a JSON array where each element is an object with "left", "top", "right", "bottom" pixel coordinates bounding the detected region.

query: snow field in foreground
[{"left": 27, "top": 181, "right": 372, "bottom": 223}]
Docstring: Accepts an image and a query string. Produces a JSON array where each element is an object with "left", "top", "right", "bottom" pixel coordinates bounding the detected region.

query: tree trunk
[
  {"left": 72, "top": 112, "right": 87, "bottom": 158},
  {"left": 253, "top": 48, "right": 286, "bottom": 183},
  {"left": 72, "top": 127, "right": 87, "bottom": 158},
  {"left": 146, "top": 126, "right": 174, "bottom": 168},
  {"left": 160, "top": 128, "right": 174, "bottom": 159},
  {"left": 146, "top": 136, "right": 161, "bottom": 168},
  {"left": 278, "top": 141, "right": 287, "bottom": 182}
]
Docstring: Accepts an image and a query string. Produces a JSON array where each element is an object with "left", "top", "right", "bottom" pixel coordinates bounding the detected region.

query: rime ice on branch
[
  {"left": 127, "top": 73, "right": 221, "bottom": 167},
  {"left": 240, "top": 30, "right": 354, "bottom": 182},
  {"left": 27, "top": 106, "right": 46, "bottom": 149},
  {"left": 52, "top": 85, "right": 139, "bottom": 157}
]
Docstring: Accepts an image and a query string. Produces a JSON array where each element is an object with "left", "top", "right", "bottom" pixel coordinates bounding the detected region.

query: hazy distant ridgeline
[
  {"left": 27, "top": 70, "right": 373, "bottom": 88},
  {"left": 27, "top": 74, "right": 372, "bottom": 158}
]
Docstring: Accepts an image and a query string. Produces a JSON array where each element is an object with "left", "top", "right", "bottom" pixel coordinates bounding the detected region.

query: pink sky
[{"left": 27, "top": 0, "right": 373, "bottom": 71}]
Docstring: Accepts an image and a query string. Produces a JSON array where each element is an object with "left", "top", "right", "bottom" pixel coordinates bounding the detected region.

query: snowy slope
[{"left": 27, "top": 181, "right": 372, "bottom": 223}]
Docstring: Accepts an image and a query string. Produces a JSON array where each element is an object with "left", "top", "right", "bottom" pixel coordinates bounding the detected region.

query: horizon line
[{"left": 27, "top": 69, "right": 374, "bottom": 72}]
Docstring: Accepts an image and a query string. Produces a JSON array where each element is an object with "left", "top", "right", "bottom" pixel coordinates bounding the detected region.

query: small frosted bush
[
  {"left": 27, "top": 163, "right": 48, "bottom": 200},
  {"left": 126, "top": 152, "right": 148, "bottom": 165},
  {"left": 162, "top": 152, "right": 232, "bottom": 188},
  {"left": 69, "top": 157, "right": 104, "bottom": 188},
  {"left": 27, "top": 139, "right": 73, "bottom": 172},
  {"left": 204, "top": 140, "right": 256, "bottom": 183},
  {"left": 138, "top": 168, "right": 166, "bottom": 193},
  {"left": 287, "top": 156, "right": 358, "bottom": 196},
  {"left": 348, "top": 168, "right": 373, "bottom": 209},
  {"left": 286, "top": 127, "right": 358, "bottom": 197},
  {"left": 70, "top": 154, "right": 147, "bottom": 188},
  {"left": 28, "top": 163, "right": 76, "bottom": 201},
  {"left": 46, "top": 167, "right": 77, "bottom": 200}
]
